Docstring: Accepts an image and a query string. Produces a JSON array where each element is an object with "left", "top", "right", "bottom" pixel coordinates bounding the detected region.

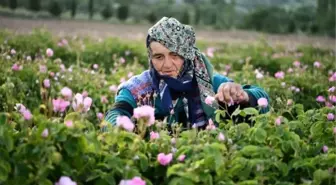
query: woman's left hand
[{"left": 215, "top": 82, "right": 249, "bottom": 105}]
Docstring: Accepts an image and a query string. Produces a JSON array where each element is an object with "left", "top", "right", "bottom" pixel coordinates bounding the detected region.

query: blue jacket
[{"left": 104, "top": 70, "right": 270, "bottom": 127}]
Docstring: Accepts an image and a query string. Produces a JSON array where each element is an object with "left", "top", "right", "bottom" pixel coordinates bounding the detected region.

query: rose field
[{"left": 0, "top": 29, "right": 335, "bottom": 185}]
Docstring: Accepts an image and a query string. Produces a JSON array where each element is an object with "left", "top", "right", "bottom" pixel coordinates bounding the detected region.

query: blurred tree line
[{"left": 0, "top": 0, "right": 334, "bottom": 37}]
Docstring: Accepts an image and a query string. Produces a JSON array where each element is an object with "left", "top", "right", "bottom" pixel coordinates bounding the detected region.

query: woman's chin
[{"left": 161, "top": 72, "right": 177, "bottom": 78}]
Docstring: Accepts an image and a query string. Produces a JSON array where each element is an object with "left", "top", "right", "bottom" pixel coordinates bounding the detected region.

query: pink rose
[
  {"left": 178, "top": 154, "right": 186, "bottom": 162},
  {"left": 53, "top": 98, "right": 70, "bottom": 113},
  {"left": 133, "top": 105, "right": 155, "bottom": 126},
  {"left": 157, "top": 153, "right": 173, "bottom": 166},
  {"left": 55, "top": 176, "right": 76, "bottom": 185},
  {"left": 116, "top": 116, "right": 135, "bottom": 132},
  {"left": 274, "top": 71, "right": 285, "bottom": 79},
  {"left": 61, "top": 87, "right": 72, "bottom": 100},
  {"left": 46, "top": 48, "right": 54, "bottom": 57},
  {"left": 205, "top": 96, "right": 215, "bottom": 105},
  {"left": 257, "top": 98, "right": 268, "bottom": 108},
  {"left": 275, "top": 116, "right": 282, "bottom": 126},
  {"left": 218, "top": 132, "right": 225, "bottom": 141},
  {"left": 43, "top": 79, "right": 50, "bottom": 88},
  {"left": 150, "top": 131, "right": 160, "bottom": 140}
]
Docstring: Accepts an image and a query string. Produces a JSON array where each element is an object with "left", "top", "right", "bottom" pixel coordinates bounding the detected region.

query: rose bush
[{"left": 0, "top": 30, "right": 335, "bottom": 185}]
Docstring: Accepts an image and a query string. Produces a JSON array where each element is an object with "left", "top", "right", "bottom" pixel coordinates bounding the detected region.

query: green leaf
[
  {"left": 64, "top": 112, "right": 81, "bottom": 122},
  {"left": 38, "top": 179, "right": 53, "bottom": 185},
  {"left": 232, "top": 107, "right": 241, "bottom": 117},
  {"left": 168, "top": 177, "right": 196, "bottom": 185},
  {"left": 0, "top": 113, "right": 7, "bottom": 125},
  {"left": 239, "top": 111, "right": 247, "bottom": 117},
  {"left": 86, "top": 169, "right": 102, "bottom": 182},
  {"left": 243, "top": 107, "right": 259, "bottom": 116},
  {"left": 149, "top": 143, "right": 158, "bottom": 153},
  {"left": 238, "top": 180, "right": 259, "bottom": 185},
  {"left": 236, "top": 123, "right": 250, "bottom": 133},
  {"left": 293, "top": 104, "right": 304, "bottom": 115},
  {"left": 274, "top": 182, "right": 294, "bottom": 185},
  {"left": 167, "top": 164, "right": 199, "bottom": 183},
  {"left": 287, "top": 120, "right": 302, "bottom": 131},
  {"left": 313, "top": 169, "right": 331, "bottom": 184},
  {"left": 215, "top": 111, "right": 221, "bottom": 123},
  {"left": 94, "top": 178, "right": 113, "bottom": 185},
  {"left": 175, "top": 145, "right": 192, "bottom": 157},
  {"left": 0, "top": 159, "right": 11, "bottom": 182},
  {"left": 167, "top": 164, "right": 185, "bottom": 178},
  {"left": 198, "top": 173, "right": 214, "bottom": 185},
  {"left": 210, "top": 142, "right": 227, "bottom": 152},
  {"left": 63, "top": 136, "right": 87, "bottom": 156},
  {"left": 310, "top": 121, "right": 324, "bottom": 138},
  {"left": 239, "top": 165, "right": 252, "bottom": 180},
  {"left": 205, "top": 174, "right": 213, "bottom": 185},
  {"left": 240, "top": 145, "right": 259, "bottom": 157},
  {"left": 254, "top": 128, "right": 267, "bottom": 143},
  {"left": 101, "top": 172, "right": 116, "bottom": 185},
  {"left": 325, "top": 154, "right": 336, "bottom": 165},
  {"left": 138, "top": 153, "right": 148, "bottom": 172},
  {"left": 274, "top": 161, "right": 289, "bottom": 176},
  {"left": 0, "top": 126, "right": 13, "bottom": 152},
  {"left": 289, "top": 140, "right": 300, "bottom": 155},
  {"left": 229, "top": 157, "right": 248, "bottom": 177}
]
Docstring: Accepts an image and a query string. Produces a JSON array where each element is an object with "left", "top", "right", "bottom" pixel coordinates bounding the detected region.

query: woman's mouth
[{"left": 162, "top": 71, "right": 174, "bottom": 76}]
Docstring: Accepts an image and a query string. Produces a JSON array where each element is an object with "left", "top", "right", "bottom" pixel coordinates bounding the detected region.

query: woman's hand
[{"left": 215, "top": 82, "right": 249, "bottom": 105}]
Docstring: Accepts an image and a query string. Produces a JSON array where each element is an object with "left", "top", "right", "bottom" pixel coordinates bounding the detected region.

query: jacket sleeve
[{"left": 104, "top": 88, "right": 137, "bottom": 125}]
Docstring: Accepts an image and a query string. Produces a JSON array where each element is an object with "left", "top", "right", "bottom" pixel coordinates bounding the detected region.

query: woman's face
[{"left": 149, "top": 41, "right": 184, "bottom": 78}]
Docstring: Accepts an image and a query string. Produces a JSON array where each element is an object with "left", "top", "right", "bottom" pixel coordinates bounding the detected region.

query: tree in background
[
  {"left": 325, "top": 0, "right": 335, "bottom": 37},
  {"left": 317, "top": 0, "right": 329, "bottom": 24},
  {"left": 181, "top": 11, "right": 190, "bottom": 24},
  {"left": 88, "top": 0, "right": 94, "bottom": 19},
  {"left": 317, "top": 0, "right": 328, "bottom": 31},
  {"left": 194, "top": 5, "right": 201, "bottom": 25},
  {"left": 9, "top": 0, "right": 17, "bottom": 10},
  {"left": 70, "top": 0, "right": 77, "bottom": 19},
  {"left": 28, "top": 0, "right": 40, "bottom": 12},
  {"left": 329, "top": 0, "right": 336, "bottom": 13},
  {"left": 101, "top": 1, "right": 113, "bottom": 20},
  {"left": 48, "top": 1, "right": 62, "bottom": 17},
  {"left": 0, "top": 0, "right": 7, "bottom": 8},
  {"left": 146, "top": 11, "right": 157, "bottom": 24},
  {"left": 117, "top": 4, "right": 129, "bottom": 21},
  {"left": 316, "top": 0, "right": 335, "bottom": 36},
  {"left": 184, "top": 0, "right": 200, "bottom": 25},
  {"left": 317, "top": 0, "right": 328, "bottom": 20}
]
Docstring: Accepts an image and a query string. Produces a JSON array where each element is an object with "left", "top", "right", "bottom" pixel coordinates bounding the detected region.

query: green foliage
[
  {"left": 242, "top": 7, "right": 292, "bottom": 34},
  {"left": 101, "top": 2, "right": 113, "bottom": 20},
  {"left": 242, "top": 2, "right": 335, "bottom": 37},
  {"left": 88, "top": 0, "right": 94, "bottom": 19},
  {"left": 48, "top": 1, "right": 62, "bottom": 17},
  {"left": 0, "top": 30, "right": 335, "bottom": 185},
  {"left": 117, "top": 4, "right": 129, "bottom": 21},
  {"left": 70, "top": 0, "right": 77, "bottom": 18},
  {"left": 181, "top": 11, "right": 190, "bottom": 25},
  {"left": 0, "top": 0, "right": 8, "bottom": 7},
  {"left": 146, "top": 11, "right": 157, "bottom": 24},
  {"left": 0, "top": 0, "right": 334, "bottom": 37},
  {"left": 8, "top": 0, "right": 16, "bottom": 10},
  {"left": 194, "top": 5, "right": 201, "bottom": 25},
  {"left": 28, "top": 0, "right": 40, "bottom": 12}
]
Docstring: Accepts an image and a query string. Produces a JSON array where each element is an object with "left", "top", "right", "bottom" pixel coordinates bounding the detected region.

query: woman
[{"left": 104, "top": 17, "right": 270, "bottom": 129}]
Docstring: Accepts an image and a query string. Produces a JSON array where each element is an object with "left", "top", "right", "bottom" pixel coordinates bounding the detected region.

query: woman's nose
[{"left": 162, "top": 57, "right": 174, "bottom": 69}]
